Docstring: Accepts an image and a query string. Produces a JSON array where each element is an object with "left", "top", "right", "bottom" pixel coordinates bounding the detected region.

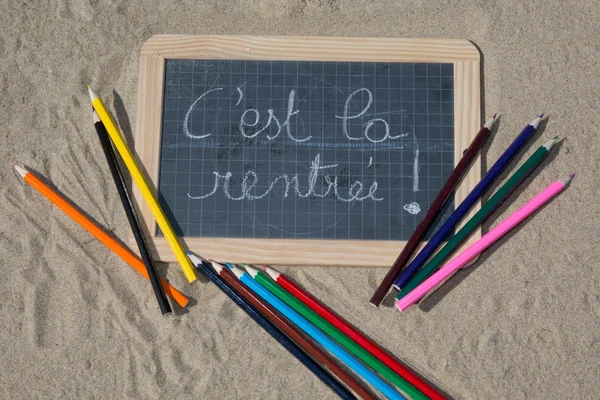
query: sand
[{"left": 1, "top": 1, "right": 599, "bottom": 399}]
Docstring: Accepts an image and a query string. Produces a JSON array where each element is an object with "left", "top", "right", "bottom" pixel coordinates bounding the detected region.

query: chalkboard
[
  {"left": 158, "top": 59, "right": 455, "bottom": 241},
  {"left": 133, "top": 35, "right": 481, "bottom": 266}
]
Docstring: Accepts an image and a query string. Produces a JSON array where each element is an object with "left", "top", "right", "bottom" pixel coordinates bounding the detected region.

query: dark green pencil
[
  {"left": 397, "top": 136, "right": 558, "bottom": 301},
  {"left": 241, "top": 264, "right": 427, "bottom": 400}
]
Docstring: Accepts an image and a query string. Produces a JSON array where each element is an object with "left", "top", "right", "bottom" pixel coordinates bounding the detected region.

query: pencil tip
[
  {"left": 187, "top": 252, "right": 201, "bottom": 266},
  {"left": 87, "top": 85, "right": 98, "bottom": 102},
  {"left": 543, "top": 136, "right": 559, "bottom": 150},
  {"left": 13, "top": 164, "right": 27, "bottom": 179},
  {"left": 484, "top": 113, "right": 500, "bottom": 129},
  {"left": 229, "top": 265, "right": 244, "bottom": 279},
  {"left": 562, "top": 173, "right": 576, "bottom": 185},
  {"left": 530, "top": 114, "right": 544, "bottom": 129},
  {"left": 209, "top": 260, "right": 224, "bottom": 273},
  {"left": 243, "top": 264, "right": 260, "bottom": 278},
  {"left": 262, "top": 265, "right": 281, "bottom": 280}
]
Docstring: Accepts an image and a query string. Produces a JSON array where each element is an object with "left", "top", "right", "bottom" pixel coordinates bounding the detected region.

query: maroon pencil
[
  {"left": 369, "top": 114, "right": 498, "bottom": 306},
  {"left": 202, "top": 259, "right": 378, "bottom": 400}
]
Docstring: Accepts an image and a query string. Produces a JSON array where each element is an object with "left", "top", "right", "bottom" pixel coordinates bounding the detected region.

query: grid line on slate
[{"left": 158, "top": 59, "right": 455, "bottom": 240}]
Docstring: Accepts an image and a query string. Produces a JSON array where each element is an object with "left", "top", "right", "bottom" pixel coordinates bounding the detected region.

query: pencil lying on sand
[
  {"left": 396, "top": 173, "right": 574, "bottom": 311},
  {"left": 88, "top": 85, "right": 198, "bottom": 283},
  {"left": 243, "top": 265, "right": 425, "bottom": 400},
  {"left": 184, "top": 256, "right": 357, "bottom": 400},
  {"left": 396, "top": 136, "right": 559, "bottom": 302},
  {"left": 224, "top": 263, "right": 406, "bottom": 400},
  {"left": 13, "top": 165, "right": 189, "bottom": 308},
  {"left": 186, "top": 254, "right": 376, "bottom": 400},
  {"left": 394, "top": 114, "right": 544, "bottom": 291},
  {"left": 92, "top": 111, "right": 171, "bottom": 315},
  {"left": 370, "top": 114, "right": 498, "bottom": 307},
  {"left": 261, "top": 265, "right": 444, "bottom": 400}
]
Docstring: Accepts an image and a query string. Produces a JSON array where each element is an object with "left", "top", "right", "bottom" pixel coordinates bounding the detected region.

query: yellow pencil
[{"left": 88, "top": 85, "right": 198, "bottom": 283}]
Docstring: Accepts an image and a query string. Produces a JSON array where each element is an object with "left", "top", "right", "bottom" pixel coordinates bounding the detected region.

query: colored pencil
[
  {"left": 393, "top": 114, "right": 544, "bottom": 290},
  {"left": 88, "top": 86, "right": 198, "bottom": 283},
  {"left": 183, "top": 257, "right": 357, "bottom": 400},
  {"left": 396, "top": 136, "right": 558, "bottom": 301},
  {"left": 396, "top": 173, "right": 573, "bottom": 311},
  {"left": 186, "top": 255, "right": 377, "bottom": 400},
  {"left": 244, "top": 265, "right": 425, "bottom": 400},
  {"left": 92, "top": 111, "right": 171, "bottom": 314},
  {"left": 12, "top": 165, "right": 189, "bottom": 308},
  {"left": 261, "top": 265, "right": 445, "bottom": 400},
  {"left": 224, "top": 263, "right": 405, "bottom": 400},
  {"left": 370, "top": 114, "right": 498, "bottom": 306}
]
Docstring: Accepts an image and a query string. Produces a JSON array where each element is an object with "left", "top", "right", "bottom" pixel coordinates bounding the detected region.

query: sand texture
[{"left": 1, "top": 1, "right": 599, "bottom": 399}]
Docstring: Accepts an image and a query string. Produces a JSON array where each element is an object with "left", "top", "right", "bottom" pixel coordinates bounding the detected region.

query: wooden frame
[{"left": 133, "top": 35, "right": 481, "bottom": 267}]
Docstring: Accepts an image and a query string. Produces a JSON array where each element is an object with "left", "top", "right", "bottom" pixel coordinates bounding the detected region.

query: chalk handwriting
[
  {"left": 235, "top": 87, "right": 243, "bottom": 106},
  {"left": 335, "top": 88, "right": 410, "bottom": 143},
  {"left": 183, "top": 87, "right": 223, "bottom": 139},
  {"left": 183, "top": 86, "right": 422, "bottom": 214},
  {"left": 188, "top": 154, "right": 382, "bottom": 203}
]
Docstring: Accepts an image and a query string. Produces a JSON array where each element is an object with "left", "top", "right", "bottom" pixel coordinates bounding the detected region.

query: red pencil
[
  {"left": 200, "top": 260, "right": 379, "bottom": 400},
  {"left": 261, "top": 265, "right": 446, "bottom": 400},
  {"left": 369, "top": 114, "right": 499, "bottom": 307}
]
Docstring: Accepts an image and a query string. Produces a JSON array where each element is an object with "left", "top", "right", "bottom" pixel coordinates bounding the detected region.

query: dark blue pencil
[
  {"left": 393, "top": 114, "right": 544, "bottom": 290},
  {"left": 192, "top": 258, "right": 357, "bottom": 400}
]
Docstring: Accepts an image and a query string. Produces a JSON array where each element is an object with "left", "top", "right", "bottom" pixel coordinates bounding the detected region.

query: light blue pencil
[{"left": 219, "top": 262, "right": 405, "bottom": 400}]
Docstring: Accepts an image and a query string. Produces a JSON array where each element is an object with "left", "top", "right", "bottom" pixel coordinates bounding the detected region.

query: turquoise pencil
[{"left": 222, "top": 262, "right": 406, "bottom": 400}]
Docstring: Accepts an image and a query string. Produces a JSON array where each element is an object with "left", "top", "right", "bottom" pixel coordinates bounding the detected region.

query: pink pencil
[{"left": 396, "top": 174, "right": 574, "bottom": 311}]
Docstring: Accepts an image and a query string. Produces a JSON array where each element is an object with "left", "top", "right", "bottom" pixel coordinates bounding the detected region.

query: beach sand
[{"left": 1, "top": 1, "right": 599, "bottom": 398}]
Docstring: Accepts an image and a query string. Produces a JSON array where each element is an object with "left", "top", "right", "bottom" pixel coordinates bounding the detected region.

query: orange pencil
[{"left": 13, "top": 164, "right": 189, "bottom": 308}]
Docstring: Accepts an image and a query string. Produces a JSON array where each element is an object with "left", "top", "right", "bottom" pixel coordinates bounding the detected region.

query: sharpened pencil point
[
  {"left": 187, "top": 252, "right": 201, "bottom": 266},
  {"left": 484, "top": 114, "right": 500, "bottom": 129},
  {"left": 262, "top": 265, "right": 281, "bottom": 280},
  {"left": 530, "top": 114, "right": 544, "bottom": 129},
  {"left": 87, "top": 85, "right": 98, "bottom": 102},
  {"left": 543, "top": 136, "right": 558, "bottom": 150},
  {"left": 561, "top": 173, "right": 575, "bottom": 185},
  {"left": 13, "top": 164, "right": 28, "bottom": 179},
  {"left": 242, "top": 264, "right": 260, "bottom": 278},
  {"left": 230, "top": 265, "right": 245, "bottom": 279},
  {"left": 209, "top": 260, "right": 224, "bottom": 273}
]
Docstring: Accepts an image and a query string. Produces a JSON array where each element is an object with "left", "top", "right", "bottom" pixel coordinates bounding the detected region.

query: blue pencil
[
  {"left": 393, "top": 114, "right": 544, "bottom": 290},
  {"left": 222, "top": 262, "right": 406, "bottom": 400},
  {"left": 187, "top": 255, "right": 357, "bottom": 400}
]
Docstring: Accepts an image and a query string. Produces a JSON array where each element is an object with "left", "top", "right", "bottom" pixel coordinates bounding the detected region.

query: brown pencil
[
  {"left": 189, "top": 255, "right": 378, "bottom": 400},
  {"left": 369, "top": 113, "right": 498, "bottom": 306}
]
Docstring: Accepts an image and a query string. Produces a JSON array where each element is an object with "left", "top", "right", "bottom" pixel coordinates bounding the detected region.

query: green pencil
[
  {"left": 242, "top": 265, "right": 427, "bottom": 400},
  {"left": 396, "top": 136, "right": 558, "bottom": 301}
]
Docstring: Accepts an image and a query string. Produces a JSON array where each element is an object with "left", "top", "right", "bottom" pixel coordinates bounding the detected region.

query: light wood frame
[{"left": 133, "top": 35, "right": 481, "bottom": 267}]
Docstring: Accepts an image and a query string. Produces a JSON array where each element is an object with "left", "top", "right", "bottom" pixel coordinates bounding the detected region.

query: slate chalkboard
[
  {"left": 133, "top": 35, "right": 481, "bottom": 266},
  {"left": 158, "top": 59, "right": 455, "bottom": 240}
]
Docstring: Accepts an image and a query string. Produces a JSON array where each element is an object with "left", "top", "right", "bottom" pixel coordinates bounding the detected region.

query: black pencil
[
  {"left": 191, "top": 258, "right": 357, "bottom": 400},
  {"left": 92, "top": 110, "right": 172, "bottom": 314}
]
